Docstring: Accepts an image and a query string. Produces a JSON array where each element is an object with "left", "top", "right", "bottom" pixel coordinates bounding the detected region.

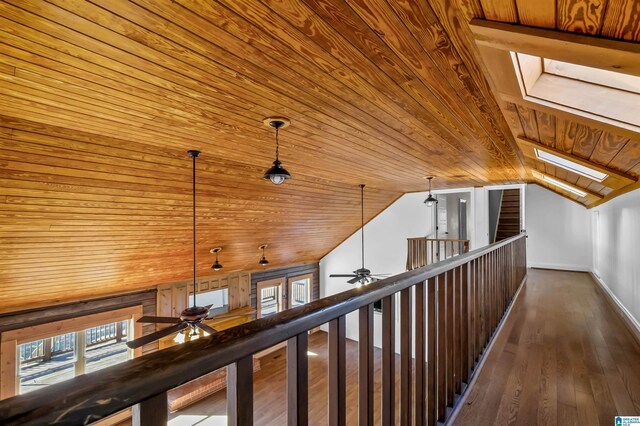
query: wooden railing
[
  {"left": 0, "top": 234, "right": 526, "bottom": 426},
  {"left": 407, "top": 238, "right": 470, "bottom": 270}
]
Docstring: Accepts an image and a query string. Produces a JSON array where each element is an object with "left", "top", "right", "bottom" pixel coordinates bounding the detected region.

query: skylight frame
[
  {"left": 534, "top": 149, "right": 608, "bottom": 182},
  {"left": 541, "top": 175, "right": 588, "bottom": 197}
]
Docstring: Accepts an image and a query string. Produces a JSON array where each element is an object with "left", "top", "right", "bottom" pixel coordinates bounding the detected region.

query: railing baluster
[
  {"left": 382, "top": 295, "right": 395, "bottom": 425},
  {"left": 454, "top": 267, "right": 462, "bottom": 395},
  {"left": 400, "top": 288, "right": 412, "bottom": 425},
  {"left": 461, "top": 262, "right": 470, "bottom": 384},
  {"left": 359, "top": 305, "right": 374, "bottom": 426},
  {"left": 132, "top": 392, "right": 168, "bottom": 426},
  {"left": 427, "top": 277, "right": 437, "bottom": 426},
  {"left": 227, "top": 356, "right": 253, "bottom": 426},
  {"left": 445, "top": 269, "right": 455, "bottom": 406},
  {"left": 329, "top": 316, "right": 346, "bottom": 426},
  {"left": 415, "top": 282, "right": 426, "bottom": 426},
  {"left": 436, "top": 274, "right": 447, "bottom": 422},
  {"left": 287, "top": 333, "right": 308, "bottom": 426}
]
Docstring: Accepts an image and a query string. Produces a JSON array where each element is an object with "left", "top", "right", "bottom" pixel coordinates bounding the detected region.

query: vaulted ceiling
[{"left": 0, "top": 0, "right": 638, "bottom": 311}]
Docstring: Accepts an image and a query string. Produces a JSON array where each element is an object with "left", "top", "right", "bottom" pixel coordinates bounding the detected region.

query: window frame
[{"left": 287, "top": 273, "right": 314, "bottom": 309}]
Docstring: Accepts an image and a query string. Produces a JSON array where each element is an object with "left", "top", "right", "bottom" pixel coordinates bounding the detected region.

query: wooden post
[
  {"left": 329, "top": 316, "right": 346, "bottom": 426},
  {"left": 382, "top": 295, "right": 395, "bottom": 425},
  {"left": 359, "top": 305, "right": 374, "bottom": 426},
  {"left": 287, "top": 333, "right": 308, "bottom": 426},
  {"left": 227, "top": 356, "right": 253, "bottom": 426},
  {"left": 43, "top": 338, "right": 52, "bottom": 362},
  {"left": 132, "top": 392, "right": 168, "bottom": 426},
  {"left": 75, "top": 330, "right": 86, "bottom": 376}
]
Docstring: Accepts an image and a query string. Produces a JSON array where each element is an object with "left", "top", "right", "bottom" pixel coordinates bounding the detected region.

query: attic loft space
[{"left": 512, "top": 52, "right": 640, "bottom": 130}]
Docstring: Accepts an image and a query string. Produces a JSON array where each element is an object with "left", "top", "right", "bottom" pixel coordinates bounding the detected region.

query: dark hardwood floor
[
  {"left": 454, "top": 269, "right": 640, "bottom": 425},
  {"left": 169, "top": 269, "right": 640, "bottom": 425}
]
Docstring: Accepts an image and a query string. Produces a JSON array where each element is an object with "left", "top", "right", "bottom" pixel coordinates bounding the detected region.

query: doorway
[{"left": 256, "top": 278, "right": 284, "bottom": 319}]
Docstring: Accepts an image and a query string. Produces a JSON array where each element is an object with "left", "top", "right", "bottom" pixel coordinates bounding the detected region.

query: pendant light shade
[
  {"left": 263, "top": 118, "right": 292, "bottom": 185},
  {"left": 424, "top": 176, "right": 438, "bottom": 207},
  {"left": 210, "top": 247, "right": 223, "bottom": 271},
  {"left": 258, "top": 244, "right": 269, "bottom": 267}
]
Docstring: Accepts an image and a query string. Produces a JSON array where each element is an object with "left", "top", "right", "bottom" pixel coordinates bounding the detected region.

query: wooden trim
[
  {"left": 0, "top": 339, "right": 17, "bottom": 400},
  {"left": 469, "top": 19, "right": 640, "bottom": 77},
  {"left": 588, "top": 180, "right": 640, "bottom": 209},
  {"left": 2, "top": 306, "right": 143, "bottom": 343},
  {"left": 589, "top": 272, "right": 640, "bottom": 350}
]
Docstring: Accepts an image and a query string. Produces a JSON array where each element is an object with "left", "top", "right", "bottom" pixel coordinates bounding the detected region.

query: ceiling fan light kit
[{"left": 263, "top": 117, "right": 292, "bottom": 185}]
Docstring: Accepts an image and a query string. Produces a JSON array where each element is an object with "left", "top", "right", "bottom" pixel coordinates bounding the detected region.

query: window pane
[
  {"left": 188, "top": 288, "right": 229, "bottom": 311},
  {"left": 260, "top": 286, "right": 279, "bottom": 318},
  {"left": 18, "top": 333, "right": 76, "bottom": 394},
  {"left": 290, "top": 278, "right": 311, "bottom": 308},
  {"left": 85, "top": 320, "right": 130, "bottom": 374}
]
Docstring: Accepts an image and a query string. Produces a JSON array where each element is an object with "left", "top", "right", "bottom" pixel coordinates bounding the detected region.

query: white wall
[
  {"left": 320, "top": 192, "right": 432, "bottom": 346},
  {"left": 525, "top": 184, "right": 592, "bottom": 271},
  {"left": 592, "top": 187, "right": 640, "bottom": 327}
]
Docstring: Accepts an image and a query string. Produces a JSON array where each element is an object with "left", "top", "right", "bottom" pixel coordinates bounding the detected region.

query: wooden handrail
[{"left": 0, "top": 234, "right": 526, "bottom": 425}]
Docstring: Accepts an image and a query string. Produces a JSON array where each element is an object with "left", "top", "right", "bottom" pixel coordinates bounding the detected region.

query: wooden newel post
[{"left": 132, "top": 392, "right": 168, "bottom": 426}]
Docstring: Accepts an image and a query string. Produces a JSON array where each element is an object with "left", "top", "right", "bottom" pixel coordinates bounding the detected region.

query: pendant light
[
  {"left": 258, "top": 244, "right": 269, "bottom": 267},
  {"left": 263, "top": 117, "right": 292, "bottom": 185},
  {"left": 187, "top": 150, "right": 201, "bottom": 307},
  {"left": 424, "top": 176, "right": 438, "bottom": 207},
  {"left": 210, "top": 247, "right": 223, "bottom": 271}
]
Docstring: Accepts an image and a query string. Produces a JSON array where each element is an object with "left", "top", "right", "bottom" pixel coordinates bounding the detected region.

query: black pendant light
[
  {"left": 263, "top": 117, "right": 292, "bottom": 185},
  {"left": 258, "top": 244, "right": 269, "bottom": 267},
  {"left": 424, "top": 176, "right": 438, "bottom": 207},
  {"left": 210, "top": 247, "right": 223, "bottom": 271},
  {"left": 187, "top": 150, "right": 201, "bottom": 306}
]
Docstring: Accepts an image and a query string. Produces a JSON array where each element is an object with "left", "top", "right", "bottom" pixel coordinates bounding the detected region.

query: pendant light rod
[
  {"left": 360, "top": 184, "right": 365, "bottom": 270},
  {"left": 188, "top": 150, "right": 200, "bottom": 308}
]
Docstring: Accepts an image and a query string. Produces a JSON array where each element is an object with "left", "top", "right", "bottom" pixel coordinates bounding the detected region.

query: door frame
[{"left": 256, "top": 277, "right": 285, "bottom": 319}]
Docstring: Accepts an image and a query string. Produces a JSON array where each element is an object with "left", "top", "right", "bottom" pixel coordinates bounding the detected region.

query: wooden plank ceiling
[
  {"left": 0, "top": 0, "right": 529, "bottom": 311},
  {"left": 462, "top": 0, "right": 640, "bottom": 205}
]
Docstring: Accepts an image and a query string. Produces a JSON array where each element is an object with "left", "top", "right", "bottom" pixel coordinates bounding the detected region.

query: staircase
[{"left": 495, "top": 189, "right": 521, "bottom": 241}]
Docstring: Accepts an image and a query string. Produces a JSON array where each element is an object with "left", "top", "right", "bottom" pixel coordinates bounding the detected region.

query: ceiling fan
[
  {"left": 126, "top": 151, "right": 249, "bottom": 349},
  {"left": 330, "top": 184, "right": 390, "bottom": 286}
]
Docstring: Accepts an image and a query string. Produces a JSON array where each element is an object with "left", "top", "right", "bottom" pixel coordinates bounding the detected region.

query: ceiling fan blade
[
  {"left": 137, "top": 315, "right": 181, "bottom": 324},
  {"left": 347, "top": 276, "right": 362, "bottom": 284},
  {"left": 126, "top": 322, "right": 188, "bottom": 349},
  {"left": 196, "top": 322, "right": 218, "bottom": 335},
  {"left": 330, "top": 274, "right": 358, "bottom": 278}
]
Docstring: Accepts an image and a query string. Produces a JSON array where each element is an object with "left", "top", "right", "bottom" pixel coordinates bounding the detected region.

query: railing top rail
[{"left": 0, "top": 234, "right": 526, "bottom": 425}]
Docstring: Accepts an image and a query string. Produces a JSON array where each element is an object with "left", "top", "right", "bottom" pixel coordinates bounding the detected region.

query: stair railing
[{"left": 407, "top": 238, "right": 470, "bottom": 270}]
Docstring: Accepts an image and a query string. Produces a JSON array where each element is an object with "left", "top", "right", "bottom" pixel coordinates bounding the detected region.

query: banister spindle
[
  {"left": 382, "top": 295, "right": 395, "bottom": 425},
  {"left": 329, "top": 316, "right": 346, "bottom": 426},
  {"left": 400, "top": 288, "right": 412, "bottom": 425},
  {"left": 359, "top": 305, "right": 374, "bottom": 426},
  {"left": 227, "top": 356, "right": 253, "bottom": 426},
  {"left": 287, "top": 332, "right": 308, "bottom": 426},
  {"left": 414, "top": 281, "right": 426, "bottom": 426}
]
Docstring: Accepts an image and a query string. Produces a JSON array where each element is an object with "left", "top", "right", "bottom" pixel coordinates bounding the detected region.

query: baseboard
[
  {"left": 527, "top": 263, "right": 590, "bottom": 272},
  {"left": 445, "top": 274, "right": 528, "bottom": 425},
  {"left": 589, "top": 272, "right": 640, "bottom": 349}
]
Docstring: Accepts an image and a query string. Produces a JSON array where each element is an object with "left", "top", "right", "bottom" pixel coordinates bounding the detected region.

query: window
[
  {"left": 256, "top": 278, "right": 284, "bottom": 318},
  {"left": 188, "top": 287, "right": 229, "bottom": 313},
  {"left": 18, "top": 320, "right": 131, "bottom": 394},
  {"left": 535, "top": 148, "right": 608, "bottom": 182},
  {"left": 288, "top": 274, "right": 312, "bottom": 308},
  {"left": 512, "top": 52, "right": 640, "bottom": 129}
]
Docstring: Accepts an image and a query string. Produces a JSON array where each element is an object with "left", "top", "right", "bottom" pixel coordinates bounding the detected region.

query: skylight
[
  {"left": 535, "top": 149, "right": 608, "bottom": 182},
  {"left": 541, "top": 175, "right": 587, "bottom": 197},
  {"left": 543, "top": 58, "right": 640, "bottom": 95}
]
